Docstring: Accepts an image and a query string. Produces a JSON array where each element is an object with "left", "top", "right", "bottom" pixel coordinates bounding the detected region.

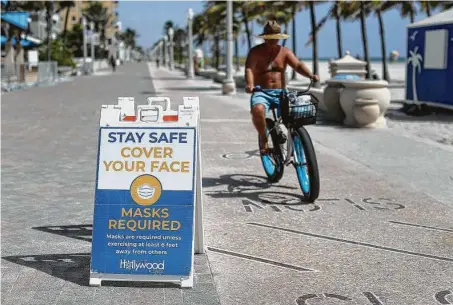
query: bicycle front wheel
[
  {"left": 292, "top": 126, "right": 320, "bottom": 202},
  {"left": 259, "top": 118, "right": 284, "bottom": 183}
]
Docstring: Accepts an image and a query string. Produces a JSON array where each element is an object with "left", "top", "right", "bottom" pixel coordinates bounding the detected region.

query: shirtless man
[{"left": 245, "top": 20, "right": 319, "bottom": 153}]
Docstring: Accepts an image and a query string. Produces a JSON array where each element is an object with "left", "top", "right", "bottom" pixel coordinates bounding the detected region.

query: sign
[{"left": 90, "top": 96, "right": 204, "bottom": 287}]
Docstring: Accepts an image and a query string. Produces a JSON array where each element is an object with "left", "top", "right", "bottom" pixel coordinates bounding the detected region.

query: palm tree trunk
[
  {"left": 291, "top": 6, "right": 297, "bottom": 80},
  {"left": 234, "top": 35, "right": 240, "bottom": 71},
  {"left": 426, "top": 3, "right": 431, "bottom": 16},
  {"left": 46, "top": 3, "right": 53, "bottom": 62},
  {"left": 377, "top": 9, "right": 390, "bottom": 81},
  {"left": 309, "top": 1, "right": 319, "bottom": 86},
  {"left": 63, "top": 7, "right": 70, "bottom": 44},
  {"left": 412, "top": 66, "right": 417, "bottom": 101},
  {"left": 335, "top": 13, "right": 342, "bottom": 58},
  {"left": 282, "top": 23, "right": 288, "bottom": 47},
  {"left": 242, "top": 9, "right": 252, "bottom": 50},
  {"left": 214, "top": 35, "right": 220, "bottom": 70},
  {"left": 410, "top": 11, "right": 415, "bottom": 23},
  {"left": 359, "top": 2, "right": 371, "bottom": 79}
]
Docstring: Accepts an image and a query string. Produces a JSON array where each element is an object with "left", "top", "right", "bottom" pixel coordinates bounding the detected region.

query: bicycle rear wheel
[
  {"left": 292, "top": 126, "right": 320, "bottom": 202},
  {"left": 259, "top": 118, "right": 284, "bottom": 183}
]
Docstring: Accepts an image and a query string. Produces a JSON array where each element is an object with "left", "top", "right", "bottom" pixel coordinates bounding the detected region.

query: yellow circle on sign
[{"left": 130, "top": 175, "right": 162, "bottom": 206}]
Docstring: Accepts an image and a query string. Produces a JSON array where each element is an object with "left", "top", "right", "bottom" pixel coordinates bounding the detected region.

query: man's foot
[{"left": 259, "top": 135, "right": 270, "bottom": 155}]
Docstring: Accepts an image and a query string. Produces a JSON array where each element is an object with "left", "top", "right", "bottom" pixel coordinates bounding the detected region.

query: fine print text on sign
[{"left": 91, "top": 127, "right": 196, "bottom": 276}]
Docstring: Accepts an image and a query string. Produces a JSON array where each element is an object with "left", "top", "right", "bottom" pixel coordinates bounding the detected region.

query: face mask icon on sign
[{"left": 137, "top": 184, "right": 155, "bottom": 199}]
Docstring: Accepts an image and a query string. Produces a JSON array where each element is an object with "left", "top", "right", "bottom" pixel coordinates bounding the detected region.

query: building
[
  {"left": 29, "top": 10, "right": 62, "bottom": 41},
  {"left": 59, "top": 0, "right": 119, "bottom": 43},
  {"left": 405, "top": 8, "right": 453, "bottom": 110}
]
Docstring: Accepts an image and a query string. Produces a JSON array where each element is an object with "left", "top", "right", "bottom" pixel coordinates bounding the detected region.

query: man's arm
[
  {"left": 245, "top": 50, "right": 256, "bottom": 93},
  {"left": 285, "top": 49, "right": 315, "bottom": 79}
]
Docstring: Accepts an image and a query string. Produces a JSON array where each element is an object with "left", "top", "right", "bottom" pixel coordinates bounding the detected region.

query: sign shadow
[
  {"left": 32, "top": 224, "right": 93, "bottom": 243},
  {"left": 1, "top": 253, "right": 183, "bottom": 288}
]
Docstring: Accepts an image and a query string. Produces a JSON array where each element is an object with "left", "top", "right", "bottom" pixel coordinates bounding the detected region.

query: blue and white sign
[{"left": 90, "top": 125, "right": 198, "bottom": 284}]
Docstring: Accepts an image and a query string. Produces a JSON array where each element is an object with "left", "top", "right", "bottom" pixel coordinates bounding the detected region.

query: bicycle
[{"left": 253, "top": 79, "right": 320, "bottom": 203}]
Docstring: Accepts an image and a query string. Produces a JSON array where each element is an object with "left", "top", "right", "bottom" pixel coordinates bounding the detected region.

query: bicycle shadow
[{"left": 202, "top": 174, "right": 314, "bottom": 205}]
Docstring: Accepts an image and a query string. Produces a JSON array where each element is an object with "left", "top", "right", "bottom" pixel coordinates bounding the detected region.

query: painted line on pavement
[
  {"left": 207, "top": 246, "right": 316, "bottom": 272},
  {"left": 389, "top": 221, "right": 453, "bottom": 233},
  {"left": 247, "top": 222, "right": 453, "bottom": 263}
]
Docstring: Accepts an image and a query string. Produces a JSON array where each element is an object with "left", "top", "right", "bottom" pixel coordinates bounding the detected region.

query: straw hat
[{"left": 257, "top": 20, "right": 289, "bottom": 40}]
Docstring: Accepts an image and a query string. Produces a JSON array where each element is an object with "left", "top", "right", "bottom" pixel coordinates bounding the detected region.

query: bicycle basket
[{"left": 288, "top": 94, "right": 318, "bottom": 126}]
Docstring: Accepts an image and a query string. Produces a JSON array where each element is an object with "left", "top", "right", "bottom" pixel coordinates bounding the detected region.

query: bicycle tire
[
  {"left": 259, "top": 118, "right": 284, "bottom": 183},
  {"left": 292, "top": 126, "right": 320, "bottom": 202}
]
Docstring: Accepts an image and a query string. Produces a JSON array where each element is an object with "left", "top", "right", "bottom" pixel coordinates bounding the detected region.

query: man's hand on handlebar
[
  {"left": 310, "top": 74, "right": 320, "bottom": 82},
  {"left": 245, "top": 85, "right": 254, "bottom": 94}
]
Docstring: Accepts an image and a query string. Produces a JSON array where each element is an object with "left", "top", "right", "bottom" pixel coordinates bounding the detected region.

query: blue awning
[
  {"left": 1, "top": 35, "right": 40, "bottom": 47},
  {"left": 1, "top": 11, "right": 30, "bottom": 31}
]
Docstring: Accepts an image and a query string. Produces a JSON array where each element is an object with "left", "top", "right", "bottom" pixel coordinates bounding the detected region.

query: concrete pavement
[{"left": 2, "top": 62, "right": 453, "bottom": 305}]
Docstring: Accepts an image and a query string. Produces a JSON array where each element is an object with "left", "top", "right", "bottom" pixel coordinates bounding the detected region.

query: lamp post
[
  {"left": 222, "top": 0, "right": 236, "bottom": 95},
  {"left": 163, "top": 36, "right": 168, "bottom": 67},
  {"left": 90, "top": 21, "right": 95, "bottom": 74},
  {"left": 168, "top": 27, "right": 174, "bottom": 70},
  {"left": 159, "top": 40, "right": 164, "bottom": 67},
  {"left": 187, "top": 8, "right": 194, "bottom": 79},
  {"left": 82, "top": 16, "right": 88, "bottom": 75}
]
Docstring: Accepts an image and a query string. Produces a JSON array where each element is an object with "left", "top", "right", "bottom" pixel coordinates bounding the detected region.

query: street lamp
[
  {"left": 90, "top": 21, "right": 95, "bottom": 74},
  {"left": 187, "top": 8, "right": 194, "bottom": 79},
  {"left": 163, "top": 35, "right": 168, "bottom": 67},
  {"left": 222, "top": 0, "right": 236, "bottom": 95},
  {"left": 82, "top": 16, "right": 88, "bottom": 75},
  {"left": 168, "top": 27, "right": 174, "bottom": 70},
  {"left": 159, "top": 40, "right": 164, "bottom": 67}
]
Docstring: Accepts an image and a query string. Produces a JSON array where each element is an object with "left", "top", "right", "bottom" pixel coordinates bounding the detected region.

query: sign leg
[{"left": 194, "top": 127, "right": 205, "bottom": 254}]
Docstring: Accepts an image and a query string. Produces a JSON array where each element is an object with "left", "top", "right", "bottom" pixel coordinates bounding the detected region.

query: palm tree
[
  {"left": 163, "top": 20, "right": 174, "bottom": 37},
  {"left": 237, "top": 1, "right": 263, "bottom": 50},
  {"left": 83, "top": 1, "right": 111, "bottom": 58},
  {"left": 315, "top": 0, "right": 347, "bottom": 60},
  {"left": 407, "top": 46, "right": 423, "bottom": 101},
  {"left": 372, "top": 1, "right": 391, "bottom": 81},
  {"left": 120, "top": 28, "right": 138, "bottom": 49},
  {"left": 173, "top": 27, "right": 186, "bottom": 64},
  {"left": 342, "top": 1, "right": 371, "bottom": 79},
  {"left": 381, "top": 1, "right": 417, "bottom": 23},
  {"left": 308, "top": 1, "right": 319, "bottom": 83},
  {"left": 60, "top": 1, "right": 75, "bottom": 44},
  {"left": 302, "top": 1, "right": 322, "bottom": 84},
  {"left": 255, "top": 2, "right": 293, "bottom": 47}
]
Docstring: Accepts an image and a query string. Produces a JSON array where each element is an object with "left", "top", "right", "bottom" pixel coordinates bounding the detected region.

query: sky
[{"left": 117, "top": 0, "right": 434, "bottom": 59}]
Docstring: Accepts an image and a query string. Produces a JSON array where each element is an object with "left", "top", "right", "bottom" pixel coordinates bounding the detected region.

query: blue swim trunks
[{"left": 250, "top": 89, "right": 288, "bottom": 116}]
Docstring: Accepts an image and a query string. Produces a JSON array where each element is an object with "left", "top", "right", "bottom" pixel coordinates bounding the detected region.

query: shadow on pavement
[
  {"left": 385, "top": 108, "right": 453, "bottom": 123},
  {"left": 151, "top": 77, "right": 187, "bottom": 81},
  {"left": 1, "top": 253, "right": 183, "bottom": 288},
  {"left": 141, "top": 91, "right": 161, "bottom": 95},
  {"left": 2, "top": 252, "right": 91, "bottom": 286},
  {"left": 202, "top": 174, "right": 312, "bottom": 205},
  {"left": 163, "top": 86, "right": 221, "bottom": 92},
  {"left": 33, "top": 224, "right": 93, "bottom": 243}
]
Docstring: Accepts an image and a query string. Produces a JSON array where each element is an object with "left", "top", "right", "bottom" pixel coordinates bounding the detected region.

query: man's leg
[{"left": 251, "top": 104, "right": 269, "bottom": 153}]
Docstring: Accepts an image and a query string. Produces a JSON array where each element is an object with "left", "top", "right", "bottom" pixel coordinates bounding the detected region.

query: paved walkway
[{"left": 2, "top": 63, "right": 453, "bottom": 305}]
